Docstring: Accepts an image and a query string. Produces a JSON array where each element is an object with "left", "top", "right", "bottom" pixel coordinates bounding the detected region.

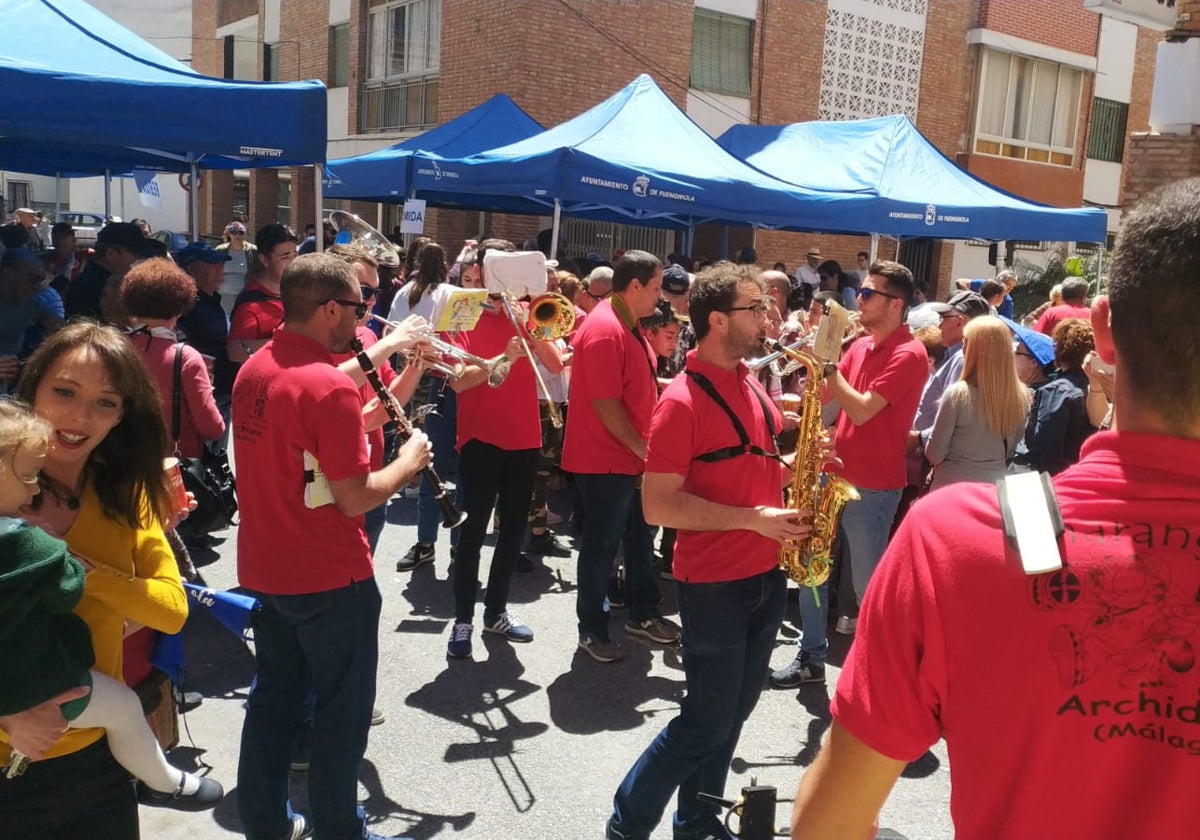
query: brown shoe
[
  {"left": 578, "top": 635, "right": 624, "bottom": 663},
  {"left": 624, "top": 617, "right": 681, "bottom": 646}
]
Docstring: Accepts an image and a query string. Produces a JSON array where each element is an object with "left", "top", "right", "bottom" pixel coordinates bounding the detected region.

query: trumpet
[
  {"left": 369, "top": 314, "right": 513, "bottom": 387},
  {"left": 748, "top": 334, "right": 814, "bottom": 376}
]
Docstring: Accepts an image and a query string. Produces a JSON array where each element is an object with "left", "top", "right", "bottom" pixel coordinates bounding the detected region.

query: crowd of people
[{"left": 0, "top": 173, "right": 1195, "bottom": 840}]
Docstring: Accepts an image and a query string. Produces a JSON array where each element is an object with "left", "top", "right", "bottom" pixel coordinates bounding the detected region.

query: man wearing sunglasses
[
  {"left": 771, "top": 261, "right": 928, "bottom": 688},
  {"left": 578, "top": 265, "right": 614, "bottom": 315}
]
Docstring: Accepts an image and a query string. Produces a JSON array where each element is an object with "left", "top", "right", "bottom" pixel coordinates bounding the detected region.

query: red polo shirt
[
  {"left": 562, "top": 297, "right": 659, "bottom": 475},
  {"left": 232, "top": 329, "right": 372, "bottom": 594},
  {"left": 331, "top": 326, "right": 396, "bottom": 471},
  {"left": 646, "top": 351, "right": 784, "bottom": 583},
  {"left": 832, "top": 325, "right": 928, "bottom": 491},
  {"left": 1034, "top": 303, "right": 1092, "bottom": 337},
  {"left": 229, "top": 279, "right": 284, "bottom": 342},
  {"left": 452, "top": 304, "right": 541, "bottom": 452}
]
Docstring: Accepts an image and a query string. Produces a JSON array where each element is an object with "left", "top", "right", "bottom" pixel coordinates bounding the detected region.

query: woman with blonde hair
[{"left": 926, "top": 315, "right": 1030, "bottom": 490}]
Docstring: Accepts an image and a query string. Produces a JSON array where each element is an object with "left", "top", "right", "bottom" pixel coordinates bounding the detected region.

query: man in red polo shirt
[
  {"left": 606, "top": 263, "right": 809, "bottom": 840},
  {"left": 232, "top": 253, "right": 432, "bottom": 840},
  {"left": 1034, "top": 276, "right": 1092, "bottom": 336},
  {"left": 227, "top": 222, "right": 297, "bottom": 364},
  {"left": 789, "top": 177, "right": 1200, "bottom": 840},
  {"left": 564, "top": 250, "right": 677, "bottom": 663},
  {"left": 771, "top": 260, "right": 928, "bottom": 688},
  {"left": 444, "top": 239, "right": 564, "bottom": 659}
]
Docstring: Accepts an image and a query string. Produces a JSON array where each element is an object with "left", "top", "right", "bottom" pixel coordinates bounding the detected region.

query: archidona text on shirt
[{"left": 1058, "top": 691, "right": 1200, "bottom": 756}]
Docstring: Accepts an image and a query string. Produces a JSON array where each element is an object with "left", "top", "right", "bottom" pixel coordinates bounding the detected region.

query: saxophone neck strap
[{"left": 685, "top": 369, "right": 782, "bottom": 464}]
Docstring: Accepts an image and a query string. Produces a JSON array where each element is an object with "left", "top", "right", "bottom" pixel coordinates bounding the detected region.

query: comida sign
[
  {"left": 400, "top": 199, "right": 426, "bottom": 235},
  {"left": 1083, "top": 0, "right": 1179, "bottom": 32}
]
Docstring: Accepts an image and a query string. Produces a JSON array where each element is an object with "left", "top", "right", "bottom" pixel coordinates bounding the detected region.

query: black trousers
[
  {"left": 0, "top": 736, "right": 139, "bottom": 839},
  {"left": 453, "top": 440, "right": 539, "bottom": 624}
]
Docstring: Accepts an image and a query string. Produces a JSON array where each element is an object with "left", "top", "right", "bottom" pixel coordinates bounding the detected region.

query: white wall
[
  {"left": 84, "top": 0, "right": 194, "bottom": 63},
  {"left": 1083, "top": 159, "right": 1122, "bottom": 210},
  {"left": 685, "top": 90, "right": 750, "bottom": 138},
  {"left": 948, "top": 241, "right": 1054, "bottom": 288},
  {"left": 1093, "top": 17, "right": 1137, "bottom": 103},
  {"left": 695, "top": 0, "right": 757, "bottom": 17},
  {"left": 69, "top": 175, "right": 189, "bottom": 234}
]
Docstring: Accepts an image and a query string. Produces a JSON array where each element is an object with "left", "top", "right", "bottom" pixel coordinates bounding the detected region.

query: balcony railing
[{"left": 360, "top": 77, "right": 439, "bottom": 133}]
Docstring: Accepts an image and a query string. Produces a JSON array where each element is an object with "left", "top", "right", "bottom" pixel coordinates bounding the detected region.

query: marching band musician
[
  {"left": 444, "top": 239, "right": 563, "bottom": 660},
  {"left": 605, "top": 263, "right": 808, "bottom": 840},
  {"left": 232, "top": 253, "right": 433, "bottom": 840}
]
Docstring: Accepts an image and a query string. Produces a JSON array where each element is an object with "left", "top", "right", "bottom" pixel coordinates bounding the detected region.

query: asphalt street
[{"left": 140, "top": 486, "right": 952, "bottom": 839}]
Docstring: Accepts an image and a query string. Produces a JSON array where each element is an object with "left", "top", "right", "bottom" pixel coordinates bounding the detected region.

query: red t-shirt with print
[
  {"left": 232, "top": 329, "right": 371, "bottom": 594},
  {"left": 832, "top": 431, "right": 1200, "bottom": 839},
  {"left": 451, "top": 305, "right": 541, "bottom": 452}
]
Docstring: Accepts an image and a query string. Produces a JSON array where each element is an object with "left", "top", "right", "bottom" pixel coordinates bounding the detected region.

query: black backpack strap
[
  {"left": 686, "top": 370, "right": 782, "bottom": 464},
  {"left": 171, "top": 343, "right": 183, "bottom": 457}
]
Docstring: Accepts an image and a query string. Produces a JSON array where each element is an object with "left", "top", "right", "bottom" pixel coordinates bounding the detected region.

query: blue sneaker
[
  {"left": 447, "top": 622, "right": 473, "bottom": 658},
  {"left": 482, "top": 611, "right": 534, "bottom": 643},
  {"left": 673, "top": 815, "right": 734, "bottom": 840}
]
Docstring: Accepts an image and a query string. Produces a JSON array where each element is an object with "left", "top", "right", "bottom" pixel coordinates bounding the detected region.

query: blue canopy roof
[
  {"left": 718, "top": 115, "right": 1108, "bottom": 243},
  {"left": 407, "top": 74, "right": 874, "bottom": 231},
  {"left": 323, "top": 94, "right": 543, "bottom": 201},
  {"left": 0, "top": 0, "right": 326, "bottom": 175}
]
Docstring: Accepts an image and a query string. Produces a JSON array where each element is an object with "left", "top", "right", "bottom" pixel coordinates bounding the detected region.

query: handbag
[{"left": 172, "top": 344, "right": 238, "bottom": 537}]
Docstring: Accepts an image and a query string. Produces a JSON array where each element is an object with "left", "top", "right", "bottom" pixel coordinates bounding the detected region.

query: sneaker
[
  {"left": 370, "top": 705, "right": 386, "bottom": 726},
  {"left": 289, "top": 744, "right": 310, "bottom": 772},
  {"left": 528, "top": 532, "right": 571, "bottom": 557},
  {"left": 483, "top": 611, "right": 534, "bottom": 643},
  {"left": 447, "top": 622, "right": 474, "bottom": 658},
  {"left": 673, "top": 815, "right": 734, "bottom": 840},
  {"left": 606, "top": 816, "right": 638, "bottom": 840},
  {"left": 282, "top": 814, "right": 314, "bottom": 840},
  {"left": 515, "top": 552, "right": 535, "bottom": 573},
  {"left": 578, "top": 635, "right": 624, "bottom": 663},
  {"left": 607, "top": 574, "right": 626, "bottom": 609},
  {"left": 624, "top": 616, "right": 681, "bottom": 646},
  {"left": 769, "top": 653, "right": 825, "bottom": 688},
  {"left": 835, "top": 615, "right": 858, "bottom": 635},
  {"left": 396, "top": 542, "right": 435, "bottom": 572}
]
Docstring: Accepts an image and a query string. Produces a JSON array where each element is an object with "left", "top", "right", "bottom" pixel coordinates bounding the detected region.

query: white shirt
[{"left": 794, "top": 263, "right": 820, "bottom": 289}]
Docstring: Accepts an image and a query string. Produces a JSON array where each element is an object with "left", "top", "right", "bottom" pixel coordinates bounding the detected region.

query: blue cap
[
  {"left": 175, "top": 241, "right": 231, "bottom": 266},
  {"left": 1000, "top": 316, "right": 1055, "bottom": 367}
]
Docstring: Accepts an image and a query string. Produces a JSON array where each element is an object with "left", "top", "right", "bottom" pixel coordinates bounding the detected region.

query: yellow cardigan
[{"left": 0, "top": 488, "right": 187, "bottom": 762}]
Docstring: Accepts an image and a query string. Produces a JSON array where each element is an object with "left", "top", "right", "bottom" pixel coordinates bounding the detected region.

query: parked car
[{"left": 55, "top": 211, "right": 107, "bottom": 248}]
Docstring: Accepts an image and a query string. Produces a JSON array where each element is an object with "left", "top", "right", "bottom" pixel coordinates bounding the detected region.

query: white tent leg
[
  {"left": 189, "top": 161, "right": 200, "bottom": 240},
  {"left": 104, "top": 170, "right": 112, "bottom": 220},
  {"left": 549, "top": 199, "right": 561, "bottom": 259},
  {"left": 869, "top": 232, "right": 879, "bottom": 263},
  {"left": 54, "top": 174, "right": 62, "bottom": 219},
  {"left": 314, "top": 164, "right": 324, "bottom": 253}
]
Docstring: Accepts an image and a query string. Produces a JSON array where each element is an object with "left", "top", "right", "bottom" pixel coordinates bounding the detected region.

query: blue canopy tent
[
  {"left": 0, "top": 0, "right": 326, "bottom": 231},
  {"left": 717, "top": 115, "right": 1108, "bottom": 243},
  {"left": 407, "top": 74, "right": 874, "bottom": 247},
  {"left": 323, "top": 94, "right": 544, "bottom": 201}
]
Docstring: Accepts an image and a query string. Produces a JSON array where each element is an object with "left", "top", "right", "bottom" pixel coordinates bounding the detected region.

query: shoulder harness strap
[{"left": 686, "top": 369, "right": 782, "bottom": 464}]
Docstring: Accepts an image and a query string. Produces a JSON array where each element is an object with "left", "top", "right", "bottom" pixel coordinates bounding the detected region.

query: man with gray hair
[
  {"left": 579, "top": 265, "right": 614, "bottom": 315},
  {"left": 1034, "top": 276, "right": 1091, "bottom": 336}
]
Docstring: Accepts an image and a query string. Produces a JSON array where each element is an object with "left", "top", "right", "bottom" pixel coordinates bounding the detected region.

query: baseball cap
[
  {"left": 175, "top": 241, "right": 231, "bottom": 267},
  {"left": 14, "top": 207, "right": 36, "bottom": 216},
  {"left": 661, "top": 264, "right": 691, "bottom": 296},
  {"left": 94, "top": 222, "right": 154, "bottom": 257},
  {"left": 945, "top": 290, "right": 991, "bottom": 319}
]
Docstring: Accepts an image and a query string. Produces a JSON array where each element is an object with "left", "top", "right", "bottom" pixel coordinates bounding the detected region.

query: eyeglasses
[
  {"left": 858, "top": 287, "right": 903, "bottom": 303},
  {"left": 360, "top": 286, "right": 380, "bottom": 301},
  {"left": 939, "top": 310, "right": 963, "bottom": 322},
  {"left": 326, "top": 298, "right": 370, "bottom": 319},
  {"left": 722, "top": 302, "right": 769, "bottom": 318},
  {"left": 228, "top": 231, "right": 245, "bottom": 236},
  {"left": 585, "top": 288, "right": 611, "bottom": 301}
]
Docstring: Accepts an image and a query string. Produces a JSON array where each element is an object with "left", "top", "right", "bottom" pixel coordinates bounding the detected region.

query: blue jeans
[
  {"left": 576, "top": 473, "right": 661, "bottom": 641},
  {"left": 364, "top": 503, "right": 386, "bottom": 557},
  {"left": 611, "top": 570, "right": 786, "bottom": 838},
  {"left": 238, "top": 579, "right": 381, "bottom": 840},
  {"left": 796, "top": 487, "right": 902, "bottom": 665},
  {"left": 417, "top": 378, "right": 460, "bottom": 546}
]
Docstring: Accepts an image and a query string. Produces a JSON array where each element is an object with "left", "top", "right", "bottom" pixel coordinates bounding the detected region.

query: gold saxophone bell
[
  {"left": 328, "top": 210, "right": 401, "bottom": 268},
  {"left": 525, "top": 292, "right": 576, "bottom": 341}
]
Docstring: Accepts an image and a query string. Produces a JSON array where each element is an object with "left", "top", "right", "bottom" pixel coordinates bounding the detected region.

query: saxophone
[{"left": 775, "top": 342, "right": 860, "bottom": 589}]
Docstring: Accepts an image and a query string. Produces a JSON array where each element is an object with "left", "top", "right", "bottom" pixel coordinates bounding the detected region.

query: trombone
[
  {"left": 495, "top": 293, "right": 573, "bottom": 429},
  {"left": 370, "top": 314, "right": 513, "bottom": 388}
]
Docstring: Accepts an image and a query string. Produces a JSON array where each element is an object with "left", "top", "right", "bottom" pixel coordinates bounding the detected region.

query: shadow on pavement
[{"left": 546, "top": 641, "right": 683, "bottom": 735}]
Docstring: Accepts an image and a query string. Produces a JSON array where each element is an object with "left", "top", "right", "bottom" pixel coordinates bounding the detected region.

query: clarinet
[{"left": 350, "top": 338, "right": 466, "bottom": 529}]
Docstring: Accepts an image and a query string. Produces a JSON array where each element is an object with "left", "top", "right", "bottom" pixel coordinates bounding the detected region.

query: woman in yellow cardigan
[{"left": 0, "top": 322, "right": 193, "bottom": 839}]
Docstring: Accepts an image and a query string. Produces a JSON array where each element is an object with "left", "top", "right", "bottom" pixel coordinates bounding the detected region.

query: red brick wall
[
  {"left": 959, "top": 152, "right": 1086, "bottom": 206},
  {"left": 976, "top": 0, "right": 1100, "bottom": 56},
  {"left": 755, "top": 0, "right": 825, "bottom": 124},
  {"left": 1122, "top": 128, "right": 1200, "bottom": 208}
]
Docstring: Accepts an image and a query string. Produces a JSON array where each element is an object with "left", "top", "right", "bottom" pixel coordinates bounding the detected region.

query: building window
[
  {"left": 329, "top": 24, "right": 350, "bottom": 88},
  {"left": 263, "top": 43, "right": 279, "bottom": 82},
  {"left": 361, "top": 0, "right": 440, "bottom": 131},
  {"left": 818, "top": 2, "right": 926, "bottom": 122},
  {"left": 974, "top": 48, "right": 1083, "bottom": 168},
  {"left": 691, "top": 10, "right": 753, "bottom": 98},
  {"left": 6, "top": 180, "right": 32, "bottom": 211},
  {"left": 1087, "top": 97, "right": 1128, "bottom": 163},
  {"left": 277, "top": 175, "right": 291, "bottom": 227}
]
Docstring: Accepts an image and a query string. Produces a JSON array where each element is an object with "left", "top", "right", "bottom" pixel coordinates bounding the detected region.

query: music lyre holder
[{"left": 697, "top": 779, "right": 786, "bottom": 839}]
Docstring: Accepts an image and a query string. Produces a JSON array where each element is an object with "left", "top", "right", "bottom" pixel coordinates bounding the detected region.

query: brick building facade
[{"left": 190, "top": 0, "right": 1164, "bottom": 299}]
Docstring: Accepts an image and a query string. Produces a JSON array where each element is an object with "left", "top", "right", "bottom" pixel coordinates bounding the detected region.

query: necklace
[{"left": 38, "top": 473, "right": 84, "bottom": 511}]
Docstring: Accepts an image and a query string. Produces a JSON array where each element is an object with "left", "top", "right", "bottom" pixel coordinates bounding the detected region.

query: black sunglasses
[
  {"left": 326, "top": 298, "right": 370, "bottom": 319},
  {"left": 360, "top": 286, "right": 380, "bottom": 301},
  {"left": 858, "top": 287, "right": 903, "bottom": 303},
  {"left": 585, "top": 288, "right": 611, "bottom": 301}
]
